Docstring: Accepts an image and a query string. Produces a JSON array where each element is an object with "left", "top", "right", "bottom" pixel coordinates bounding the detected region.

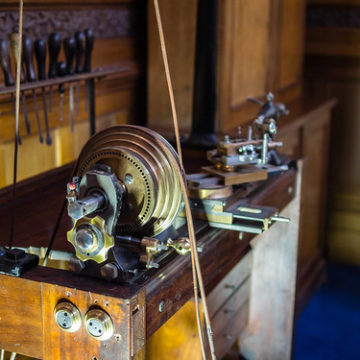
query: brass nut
[
  {"left": 67, "top": 216, "right": 114, "bottom": 264},
  {"left": 84, "top": 308, "right": 114, "bottom": 341},
  {"left": 54, "top": 301, "right": 82, "bottom": 333}
]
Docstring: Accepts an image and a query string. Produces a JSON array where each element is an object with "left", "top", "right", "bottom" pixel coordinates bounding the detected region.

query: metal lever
[
  {"left": 64, "top": 37, "right": 76, "bottom": 132},
  {"left": 47, "top": 32, "right": 61, "bottom": 113},
  {"left": 74, "top": 31, "right": 84, "bottom": 117},
  {"left": 83, "top": 28, "right": 94, "bottom": 113},
  {"left": 34, "top": 38, "right": 52, "bottom": 145}
]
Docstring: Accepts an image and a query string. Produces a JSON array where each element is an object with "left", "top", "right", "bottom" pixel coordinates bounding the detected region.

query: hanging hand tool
[
  {"left": 34, "top": 38, "right": 52, "bottom": 145},
  {"left": 10, "top": 32, "right": 31, "bottom": 135},
  {"left": 64, "top": 37, "right": 76, "bottom": 132},
  {"left": 0, "top": 39, "right": 21, "bottom": 145},
  {"left": 57, "top": 61, "right": 66, "bottom": 122},
  {"left": 74, "top": 31, "right": 84, "bottom": 117},
  {"left": 83, "top": 28, "right": 94, "bottom": 113},
  {"left": 47, "top": 32, "right": 61, "bottom": 113},
  {"left": 23, "top": 35, "right": 44, "bottom": 144}
]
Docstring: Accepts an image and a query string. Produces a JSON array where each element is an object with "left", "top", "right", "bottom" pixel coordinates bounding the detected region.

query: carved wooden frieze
[
  {"left": 0, "top": 9, "right": 132, "bottom": 40},
  {"left": 307, "top": 5, "right": 360, "bottom": 28}
]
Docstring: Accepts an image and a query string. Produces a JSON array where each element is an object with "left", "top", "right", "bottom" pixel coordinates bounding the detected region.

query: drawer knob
[
  {"left": 54, "top": 300, "right": 82, "bottom": 333},
  {"left": 224, "top": 309, "right": 236, "bottom": 314},
  {"left": 225, "top": 284, "right": 236, "bottom": 290},
  {"left": 85, "top": 308, "right": 114, "bottom": 341}
]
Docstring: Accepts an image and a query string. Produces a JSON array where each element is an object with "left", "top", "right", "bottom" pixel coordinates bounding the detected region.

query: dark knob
[
  {"left": 57, "top": 61, "right": 67, "bottom": 94},
  {"left": 0, "top": 39, "right": 14, "bottom": 86},
  {"left": 34, "top": 39, "right": 46, "bottom": 81},
  {"left": 83, "top": 28, "right": 94, "bottom": 73},
  {"left": 75, "top": 31, "right": 85, "bottom": 74},
  {"left": 22, "top": 35, "right": 36, "bottom": 82},
  {"left": 64, "top": 37, "right": 76, "bottom": 75},
  {"left": 48, "top": 32, "right": 61, "bottom": 79}
]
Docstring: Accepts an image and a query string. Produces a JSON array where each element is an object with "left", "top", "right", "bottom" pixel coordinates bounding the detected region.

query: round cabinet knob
[
  {"left": 54, "top": 301, "right": 82, "bottom": 333},
  {"left": 84, "top": 308, "right": 114, "bottom": 341}
]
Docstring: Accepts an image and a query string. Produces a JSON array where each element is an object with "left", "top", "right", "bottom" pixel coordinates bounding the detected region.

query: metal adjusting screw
[
  {"left": 84, "top": 308, "right": 114, "bottom": 341},
  {"left": 54, "top": 301, "right": 82, "bottom": 332}
]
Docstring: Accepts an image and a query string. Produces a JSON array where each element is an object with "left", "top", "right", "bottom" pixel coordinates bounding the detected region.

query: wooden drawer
[
  {"left": 211, "top": 279, "right": 250, "bottom": 359},
  {"left": 207, "top": 252, "right": 251, "bottom": 317}
]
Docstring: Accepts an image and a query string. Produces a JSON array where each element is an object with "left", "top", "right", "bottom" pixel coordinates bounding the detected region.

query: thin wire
[
  {"left": 153, "top": 0, "right": 183, "bottom": 169},
  {"left": 14, "top": 1, "right": 23, "bottom": 139},
  {"left": 153, "top": 1, "right": 216, "bottom": 358},
  {"left": 8, "top": 0, "right": 24, "bottom": 249}
]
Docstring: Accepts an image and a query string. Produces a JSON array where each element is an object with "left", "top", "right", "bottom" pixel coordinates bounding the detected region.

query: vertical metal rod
[
  {"left": 32, "top": 90, "right": 44, "bottom": 143},
  {"left": 75, "top": 81, "right": 80, "bottom": 116},
  {"left": 69, "top": 83, "right": 74, "bottom": 132},
  {"left": 88, "top": 78, "right": 95, "bottom": 135},
  {"left": 261, "top": 133, "right": 269, "bottom": 164}
]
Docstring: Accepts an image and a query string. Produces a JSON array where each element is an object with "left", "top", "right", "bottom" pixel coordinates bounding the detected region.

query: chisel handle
[
  {"left": 48, "top": 32, "right": 61, "bottom": 79},
  {"left": 64, "top": 37, "right": 76, "bottom": 75},
  {"left": 75, "top": 31, "right": 84, "bottom": 74},
  {"left": 0, "top": 39, "right": 14, "bottom": 86},
  {"left": 57, "top": 61, "right": 67, "bottom": 93},
  {"left": 34, "top": 39, "right": 46, "bottom": 81},
  {"left": 83, "top": 28, "right": 94, "bottom": 73},
  {"left": 22, "top": 35, "right": 36, "bottom": 82}
]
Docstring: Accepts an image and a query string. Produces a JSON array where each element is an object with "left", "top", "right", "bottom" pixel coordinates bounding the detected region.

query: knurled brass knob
[
  {"left": 54, "top": 301, "right": 82, "bottom": 333},
  {"left": 84, "top": 308, "right": 114, "bottom": 341}
]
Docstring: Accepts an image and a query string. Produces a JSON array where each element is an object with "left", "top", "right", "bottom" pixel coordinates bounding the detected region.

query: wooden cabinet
[
  {"left": 148, "top": 0, "right": 306, "bottom": 134},
  {"left": 217, "top": 0, "right": 305, "bottom": 131},
  {"left": 277, "top": 97, "right": 335, "bottom": 312}
]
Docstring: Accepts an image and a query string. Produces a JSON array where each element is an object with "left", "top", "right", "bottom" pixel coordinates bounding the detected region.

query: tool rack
[{"left": 0, "top": 65, "right": 132, "bottom": 137}]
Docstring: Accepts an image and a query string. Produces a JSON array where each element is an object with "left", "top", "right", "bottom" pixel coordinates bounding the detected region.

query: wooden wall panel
[
  {"left": 278, "top": 0, "right": 305, "bottom": 90},
  {"left": 147, "top": 0, "right": 306, "bottom": 136},
  {"left": 147, "top": 0, "right": 197, "bottom": 133},
  {"left": 217, "top": 0, "right": 306, "bottom": 132},
  {"left": 229, "top": 0, "right": 270, "bottom": 106},
  {"left": 216, "top": 0, "right": 271, "bottom": 132}
]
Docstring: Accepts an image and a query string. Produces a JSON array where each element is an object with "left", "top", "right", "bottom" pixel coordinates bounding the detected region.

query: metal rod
[
  {"left": 32, "top": 90, "right": 44, "bottom": 143},
  {"left": 88, "top": 78, "right": 95, "bottom": 135}
]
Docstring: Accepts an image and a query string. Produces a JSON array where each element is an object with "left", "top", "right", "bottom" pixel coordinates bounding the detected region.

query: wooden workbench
[{"left": 0, "top": 156, "right": 300, "bottom": 359}]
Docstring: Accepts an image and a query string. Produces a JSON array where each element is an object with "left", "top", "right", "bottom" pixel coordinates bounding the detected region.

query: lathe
[{"left": 0, "top": 96, "right": 300, "bottom": 360}]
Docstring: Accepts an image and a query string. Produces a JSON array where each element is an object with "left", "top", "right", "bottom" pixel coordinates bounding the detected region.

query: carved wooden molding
[
  {"left": 0, "top": 8, "right": 132, "bottom": 40},
  {"left": 307, "top": 5, "right": 360, "bottom": 28}
]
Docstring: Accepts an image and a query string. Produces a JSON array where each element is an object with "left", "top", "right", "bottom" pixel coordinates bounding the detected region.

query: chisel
[
  {"left": 10, "top": 32, "right": 31, "bottom": 135},
  {"left": 57, "top": 61, "right": 66, "bottom": 122},
  {"left": 0, "top": 39, "right": 21, "bottom": 145},
  {"left": 74, "top": 31, "right": 84, "bottom": 117},
  {"left": 34, "top": 38, "right": 52, "bottom": 145},
  {"left": 47, "top": 32, "right": 61, "bottom": 113},
  {"left": 83, "top": 28, "right": 94, "bottom": 112},
  {"left": 23, "top": 35, "right": 44, "bottom": 144},
  {"left": 64, "top": 37, "right": 76, "bottom": 132}
]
